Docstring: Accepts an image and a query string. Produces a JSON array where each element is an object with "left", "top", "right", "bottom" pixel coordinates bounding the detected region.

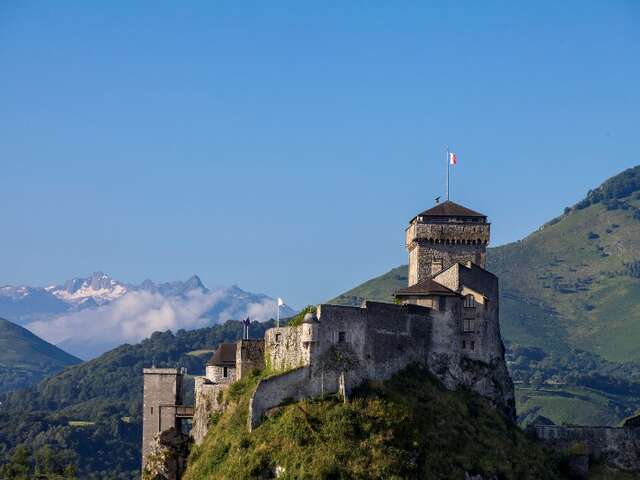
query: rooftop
[
  {"left": 395, "top": 278, "right": 460, "bottom": 297},
  {"left": 207, "top": 343, "right": 237, "bottom": 367},
  {"left": 413, "top": 201, "right": 486, "bottom": 222}
]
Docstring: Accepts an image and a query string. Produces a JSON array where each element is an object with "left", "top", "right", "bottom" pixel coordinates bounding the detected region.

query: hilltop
[
  {"left": 0, "top": 317, "right": 80, "bottom": 394},
  {"left": 184, "top": 366, "right": 561, "bottom": 480}
]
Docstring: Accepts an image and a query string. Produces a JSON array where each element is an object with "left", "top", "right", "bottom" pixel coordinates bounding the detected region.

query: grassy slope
[
  {"left": 184, "top": 367, "right": 561, "bottom": 480},
  {"left": 0, "top": 317, "right": 81, "bottom": 394},
  {"left": 516, "top": 385, "right": 640, "bottom": 427}
]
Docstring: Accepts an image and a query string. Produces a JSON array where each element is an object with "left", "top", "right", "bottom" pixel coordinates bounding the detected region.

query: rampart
[{"left": 533, "top": 425, "right": 640, "bottom": 472}]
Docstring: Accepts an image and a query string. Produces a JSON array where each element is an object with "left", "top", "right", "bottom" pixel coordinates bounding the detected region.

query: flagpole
[{"left": 446, "top": 146, "right": 450, "bottom": 201}]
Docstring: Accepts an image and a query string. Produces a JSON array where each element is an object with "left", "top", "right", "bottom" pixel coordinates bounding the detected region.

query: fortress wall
[
  {"left": 248, "top": 366, "right": 323, "bottom": 431},
  {"left": 236, "top": 339, "right": 265, "bottom": 379},
  {"left": 250, "top": 302, "right": 434, "bottom": 429},
  {"left": 264, "top": 325, "right": 307, "bottom": 372},
  {"left": 534, "top": 426, "right": 640, "bottom": 472},
  {"left": 192, "top": 379, "right": 228, "bottom": 445}
]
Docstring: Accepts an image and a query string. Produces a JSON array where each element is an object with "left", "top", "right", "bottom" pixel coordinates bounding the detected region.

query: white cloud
[{"left": 25, "top": 288, "right": 281, "bottom": 359}]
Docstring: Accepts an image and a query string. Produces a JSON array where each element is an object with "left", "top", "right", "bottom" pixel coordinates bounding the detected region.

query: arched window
[{"left": 463, "top": 294, "right": 475, "bottom": 309}]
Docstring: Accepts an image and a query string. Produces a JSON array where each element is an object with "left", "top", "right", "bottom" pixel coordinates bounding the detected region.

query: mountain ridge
[{"left": 0, "top": 317, "right": 81, "bottom": 394}]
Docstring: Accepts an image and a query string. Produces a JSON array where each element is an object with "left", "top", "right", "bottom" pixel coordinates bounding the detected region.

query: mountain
[
  {"left": 0, "top": 273, "right": 295, "bottom": 359},
  {"left": 0, "top": 317, "right": 81, "bottom": 394},
  {"left": 0, "top": 319, "right": 274, "bottom": 479},
  {"left": 46, "top": 271, "right": 128, "bottom": 307}
]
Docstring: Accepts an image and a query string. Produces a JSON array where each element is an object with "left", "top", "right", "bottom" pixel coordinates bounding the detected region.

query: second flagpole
[{"left": 446, "top": 146, "right": 450, "bottom": 201}]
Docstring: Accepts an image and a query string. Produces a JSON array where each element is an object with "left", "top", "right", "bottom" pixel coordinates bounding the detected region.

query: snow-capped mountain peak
[{"left": 49, "top": 272, "right": 128, "bottom": 306}]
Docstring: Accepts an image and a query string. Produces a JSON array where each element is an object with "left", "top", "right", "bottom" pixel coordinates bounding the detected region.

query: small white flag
[
  {"left": 449, "top": 152, "right": 457, "bottom": 165},
  {"left": 277, "top": 297, "right": 285, "bottom": 307}
]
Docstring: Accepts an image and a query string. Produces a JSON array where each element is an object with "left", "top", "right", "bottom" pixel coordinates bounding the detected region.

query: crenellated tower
[{"left": 406, "top": 201, "right": 490, "bottom": 286}]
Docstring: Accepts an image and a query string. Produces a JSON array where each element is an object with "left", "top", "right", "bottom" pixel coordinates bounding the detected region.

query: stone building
[
  {"left": 142, "top": 199, "right": 516, "bottom": 467},
  {"left": 141, "top": 368, "right": 192, "bottom": 469}
]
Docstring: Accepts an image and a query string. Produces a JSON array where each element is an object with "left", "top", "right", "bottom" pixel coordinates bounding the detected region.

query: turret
[{"left": 406, "top": 201, "right": 489, "bottom": 286}]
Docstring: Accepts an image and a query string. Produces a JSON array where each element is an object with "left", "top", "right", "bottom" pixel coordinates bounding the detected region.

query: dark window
[
  {"left": 463, "top": 318, "right": 475, "bottom": 333},
  {"left": 338, "top": 331, "right": 346, "bottom": 343},
  {"left": 471, "top": 341, "right": 475, "bottom": 351},
  {"left": 275, "top": 333, "right": 281, "bottom": 342},
  {"left": 462, "top": 340, "right": 466, "bottom": 349},
  {"left": 223, "top": 366, "right": 228, "bottom": 378},
  {"left": 150, "top": 407, "right": 154, "bottom": 414},
  {"left": 438, "top": 296, "right": 446, "bottom": 310},
  {"left": 464, "top": 295, "right": 475, "bottom": 308}
]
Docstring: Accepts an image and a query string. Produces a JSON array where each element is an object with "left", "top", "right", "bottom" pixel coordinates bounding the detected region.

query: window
[
  {"left": 223, "top": 367, "right": 228, "bottom": 378},
  {"left": 431, "top": 259, "right": 443, "bottom": 275},
  {"left": 464, "top": 295, "right": 476, "bottom": 309},
  {"left": 463, "top": 318, "right": 475, "bottom": 333},
  {"left": 462, "top": 340, "right": 466, "bottom": 349},
  {"left": 471, "top": 341, "right": 475, "bottom": 351},
  {"left": 275, "top": 333, "right": 281, "bottom": 343},
  {"left": 150, "top": 407, "right": 154, "bottom": 414},
  {"left": 438, "top": 296, "right": 446, "bottom": 311},
  {"left": 338, "top": 331, "right": 346, "bottom": 343}
]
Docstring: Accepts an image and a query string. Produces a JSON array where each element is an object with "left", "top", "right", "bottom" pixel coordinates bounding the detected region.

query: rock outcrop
[{"left": 141, "top": 428, "right": 192, "bottom": 480}]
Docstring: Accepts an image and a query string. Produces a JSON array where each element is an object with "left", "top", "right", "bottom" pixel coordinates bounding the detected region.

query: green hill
[
  {"left": 0, "top": 317, "right": 81, "bottom": 394},
  {"left": 0, "top": 319, "right": 273, "bottom": 479},
  {"left": 184, "top": 366, "right": 562, "bottom": 480}
]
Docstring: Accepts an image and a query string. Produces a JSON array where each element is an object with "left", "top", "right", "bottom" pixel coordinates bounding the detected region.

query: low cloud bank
[{"left": 26, "top": 288, "right": 280, "bottom": 359}]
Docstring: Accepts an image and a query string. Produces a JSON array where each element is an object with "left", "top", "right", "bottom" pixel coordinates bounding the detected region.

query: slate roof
[
  {"left": 416, "top": 201, "right": 486, "bottom": 220},
  {"left": 395, "top": 278, "right": 460, "bottom": 297},
  {"left": 207, "top": 343, "right": 237, "bottom": 367}
]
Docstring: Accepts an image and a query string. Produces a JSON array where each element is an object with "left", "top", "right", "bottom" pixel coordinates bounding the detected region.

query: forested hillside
[
  {"left": 0, "top": 320, "right": 272, "bottom": 479},
  {"left": 0, "top": 318, "right": 80, "bottom": 395}
]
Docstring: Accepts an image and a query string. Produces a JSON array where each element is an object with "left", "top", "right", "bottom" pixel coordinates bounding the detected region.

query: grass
[
  {"left": 588, "top": 464, "right": 640, "bottom": 479},
  {"left": 184, "top": 366, "right": 562, "bottom": 480}
]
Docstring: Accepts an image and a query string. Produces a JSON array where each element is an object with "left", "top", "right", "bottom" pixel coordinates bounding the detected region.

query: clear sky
[{"left": 1, "top": 1, "right": 639, "bottom": 308}]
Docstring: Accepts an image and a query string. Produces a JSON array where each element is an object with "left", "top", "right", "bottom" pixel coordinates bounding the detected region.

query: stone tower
[
  {"left": 406, "top": 201, "right": 490, "bottom": 286},
  {"left": 142, "top": 368, "right": 185, "bottom": 468}
]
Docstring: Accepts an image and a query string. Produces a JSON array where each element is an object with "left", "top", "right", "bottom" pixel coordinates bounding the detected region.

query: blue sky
[{"left": 1, "top": 1, "right": 639, "bottom": 308}]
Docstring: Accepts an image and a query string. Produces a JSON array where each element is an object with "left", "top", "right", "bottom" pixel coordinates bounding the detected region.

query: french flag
[{"left": 449, "top": 152, "right": 457, "bottom": 166}]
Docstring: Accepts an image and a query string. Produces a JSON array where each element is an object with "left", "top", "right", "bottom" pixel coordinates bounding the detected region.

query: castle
[{"left": 142, "top": 200, "right": 515, "bottom": 470}]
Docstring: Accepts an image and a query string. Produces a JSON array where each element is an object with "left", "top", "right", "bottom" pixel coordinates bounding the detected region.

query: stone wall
[
  {"left": 534, "top": 425, "right": 640, "bottom": 472},
  {"left": 236, "top": 339, "right": 265, "bottom": 379},
  {"left": 205, "top": 365, "right": 236, "bottom": 384},
  {"left": 250, "top": 301, "right": 516, "bottom": 429},
  {"left": 249, "top": 367, "right": 318, "bottom": 431},
  {"left": 264, "top": 325, "right": 309, "bottom": 373},
  {"left": 192, "top": 378, "right": 228, "bottom": 445}
]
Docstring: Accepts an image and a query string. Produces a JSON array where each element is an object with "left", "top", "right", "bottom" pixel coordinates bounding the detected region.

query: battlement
[{"left": 406, "top": 222, "right": 490, "bottom": 248}]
